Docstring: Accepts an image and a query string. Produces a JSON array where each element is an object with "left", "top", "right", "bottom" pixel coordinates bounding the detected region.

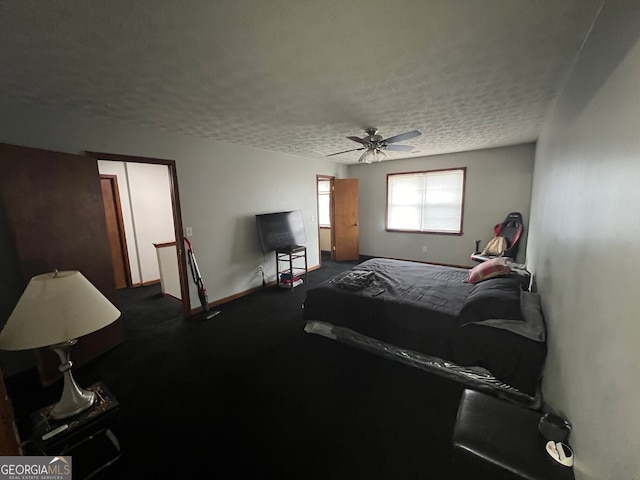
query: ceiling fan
[{"left": 327, "top": 128, "right": 422, "bottom": 163}]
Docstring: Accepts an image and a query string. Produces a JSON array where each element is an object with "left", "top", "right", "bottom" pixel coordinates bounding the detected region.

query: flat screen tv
[{"left": 256, "top": 210, "right": 307, "bottom": 253}]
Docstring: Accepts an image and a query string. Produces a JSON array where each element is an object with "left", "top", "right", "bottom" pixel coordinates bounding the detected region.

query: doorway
[
  {"left": 316, "top": 176, "right": 360, "bottom": 262},
  {"left": 87, "top": 151, "right": 191, "bottom": 316},
  {"left": 333, "top": 178, "right": 360, "bottom": 261},
  {"left": 316, "top": 175, "right": 333, "bottom": 263}
]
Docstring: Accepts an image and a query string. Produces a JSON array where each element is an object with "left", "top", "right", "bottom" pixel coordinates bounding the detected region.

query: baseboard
[
  {"left": 189, "top": 264, "right": 321, "bottom": 315},
  {"left": 130, "top": 279, "right": 162, "bottom": 288}
]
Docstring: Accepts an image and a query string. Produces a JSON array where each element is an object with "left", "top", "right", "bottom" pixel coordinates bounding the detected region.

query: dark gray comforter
[
  {"left": 304, "top": 258, "right": 474, "bottom": 360},
  {"left": 303, "top": 258, "right": 546, "bottom": 395}
]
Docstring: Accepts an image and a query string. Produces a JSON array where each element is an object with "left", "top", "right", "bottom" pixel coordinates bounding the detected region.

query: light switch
[{"left": 185, "top": 227, "right": 193, "bottom": 237}]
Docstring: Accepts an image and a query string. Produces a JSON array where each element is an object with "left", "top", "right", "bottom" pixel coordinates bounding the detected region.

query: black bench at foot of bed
[{"left": 452, "top": 389, "right": 574, "bottom": 479}]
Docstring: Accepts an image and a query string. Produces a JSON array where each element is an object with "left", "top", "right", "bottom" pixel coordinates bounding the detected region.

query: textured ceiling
[{"left": 0, "top": 0, "right": 603, "bottom": 164}]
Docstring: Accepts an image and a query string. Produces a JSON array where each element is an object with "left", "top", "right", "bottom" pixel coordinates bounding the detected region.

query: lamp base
[
  {"left": 50, "top": 340, "right": 96, "bottom": 420},
  {"left": 30, "top": 382, "right": 120, "bottom": 452},
  {"left": 50, "top": 384, "right": 95, "bottom": 420}
]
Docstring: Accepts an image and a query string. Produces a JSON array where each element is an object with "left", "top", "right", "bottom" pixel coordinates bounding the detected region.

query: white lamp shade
[{"left": 0, "top": 271, "right": 121, "bottom": 351}]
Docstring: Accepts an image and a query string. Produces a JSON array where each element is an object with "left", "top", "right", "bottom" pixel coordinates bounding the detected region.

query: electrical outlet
[
  {"left": 422, "top": 245, "right": 428, "bottom": 252},
  {"left": 185, "top": 227, "right": 193, "bottom": 237}
]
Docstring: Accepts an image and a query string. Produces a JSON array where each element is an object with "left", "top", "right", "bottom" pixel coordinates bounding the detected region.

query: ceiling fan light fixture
[
  {"left": 333, "top": 128, "right": 421, "bottom": 164},
  {"left": 360, "top": 149, "right": 385, "bottom": 164},
  {"left": 363, "top": 150, "right": 376, "bottom": 164}
]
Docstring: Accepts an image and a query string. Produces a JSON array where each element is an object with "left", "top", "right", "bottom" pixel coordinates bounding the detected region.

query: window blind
[{"left": 387, "top": 168, "right": 464, "bottom": 233}]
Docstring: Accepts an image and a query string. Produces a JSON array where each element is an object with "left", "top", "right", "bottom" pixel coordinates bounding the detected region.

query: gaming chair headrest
[{"left": 496, "top": 212, "right": 524, "bottom": 246}]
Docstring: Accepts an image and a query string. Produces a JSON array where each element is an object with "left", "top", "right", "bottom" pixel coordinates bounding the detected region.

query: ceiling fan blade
[
  {"left": 383, "top": 130, "right": 422, "bottom": 144},
  {"left": 326, "top": 147, "right": 365, "bottom": 156},
  {"left": 385, "top": 144, "right": 414, "bottom": 152},
  {"left": 347, "top": 136, "right": 370, "bottom": 146}
]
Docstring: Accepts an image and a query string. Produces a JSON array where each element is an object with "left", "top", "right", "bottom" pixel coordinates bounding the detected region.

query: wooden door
[
  {"left": 0, "top": 143, "right": 124, "bottom": 386},
  {"left": 333, "top": 178, "right": 360, "bottom": 261},
  {"left": 100, "top": 175, "right": 131, "bottom": 289}
]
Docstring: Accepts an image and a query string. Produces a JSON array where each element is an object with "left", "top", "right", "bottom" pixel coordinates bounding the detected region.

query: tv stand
[{"left": 276, "top": 245, "right": 307, "bottom": 290}]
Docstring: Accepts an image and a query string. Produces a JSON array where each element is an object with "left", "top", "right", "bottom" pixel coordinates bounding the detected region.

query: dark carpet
[{"left": 6, "top": 258, "right": 465, "bottom": 479}]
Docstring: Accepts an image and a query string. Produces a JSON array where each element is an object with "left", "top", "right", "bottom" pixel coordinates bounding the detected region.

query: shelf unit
[{"left": 275, "top": 245, "right": 307, "bottom": 290}]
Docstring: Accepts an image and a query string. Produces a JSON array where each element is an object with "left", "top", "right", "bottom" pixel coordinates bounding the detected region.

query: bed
[{"left": 303, "top": 258, "right": 546, "bottom": 400}]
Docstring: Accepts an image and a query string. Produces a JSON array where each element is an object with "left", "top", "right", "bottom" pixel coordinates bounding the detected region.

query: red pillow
[{"left": 465, "top": 257, "right": 512, "bottom": 284}]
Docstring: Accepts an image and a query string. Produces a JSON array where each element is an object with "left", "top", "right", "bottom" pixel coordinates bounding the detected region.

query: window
[
  {"left": 386, "top": 167, "right": 466, "bottom": 234},
  {"left": 318, "top": 179, "right": 331, "bottom": 227}
]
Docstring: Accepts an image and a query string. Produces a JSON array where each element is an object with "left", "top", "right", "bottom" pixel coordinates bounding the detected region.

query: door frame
[
  {"left": 316, "top": 174, "right": 335, "bottom": 263},
  {"left": 86, "top": 151, "right": 191, "bottom": 316}
]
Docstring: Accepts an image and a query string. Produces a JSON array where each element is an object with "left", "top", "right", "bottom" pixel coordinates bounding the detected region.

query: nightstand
[{"left": 26, "top": 382, "right": 121, "bottom": 479}]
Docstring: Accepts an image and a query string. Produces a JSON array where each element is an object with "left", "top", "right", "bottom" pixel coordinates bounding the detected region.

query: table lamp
[{"left": 0, "top": 270, "right": 121, "bottom": 419}]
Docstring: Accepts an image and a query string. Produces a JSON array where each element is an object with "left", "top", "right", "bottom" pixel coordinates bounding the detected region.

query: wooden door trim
[
  {"left": 316, "top": 175, "right": 335, "bottom": 264},
  {"left": 330, "top": 177, "right": 336, "bottom": 261},
  {"left": 100, "top": 174, "right": 133, "bottom": 288},
  {"left": 86, "top": 151, "right": 190, "bottom": 316}
]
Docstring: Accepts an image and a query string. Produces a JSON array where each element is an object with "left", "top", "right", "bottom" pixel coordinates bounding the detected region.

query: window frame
[{"left": 385, "top": 167, "right": 466, "bottom": 235}]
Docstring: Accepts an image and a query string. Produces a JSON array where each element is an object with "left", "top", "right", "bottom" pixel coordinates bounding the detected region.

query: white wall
[
  {"left": 98, "top": 161, "right": 176, "bottom": 285},
  {"left": 127, "top": 162, "right": 175, "bottom": 283},
  {"left": 527, "top": 2, "right": 640, "bottom": 479},
  {"left": 319, "top": 227, "right": 331, "bottom": 251},
  {"left": 156, "top": 244, "right": 181, "bottom": 299},
  {"left": 0, "top": 100, "right": 347, "bottom": 309},
  {"left": 348, "top": 144, "right": 534, "bottom": 266}
]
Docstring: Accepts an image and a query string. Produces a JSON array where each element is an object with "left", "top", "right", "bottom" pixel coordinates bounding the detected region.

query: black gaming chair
[{"left": 471, "top": 212, "right": 524, "bottom": 263}]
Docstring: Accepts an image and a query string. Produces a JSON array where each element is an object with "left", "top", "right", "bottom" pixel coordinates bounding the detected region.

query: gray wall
[
  {"left": 527, "top": 2, "right": 640, "bottom": 479},
  {"left": 0, "top": 100, "right": 347, "bottom": 312},
  {"left": 348, "top": 144, "right": 535, "bottom": 266}
]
